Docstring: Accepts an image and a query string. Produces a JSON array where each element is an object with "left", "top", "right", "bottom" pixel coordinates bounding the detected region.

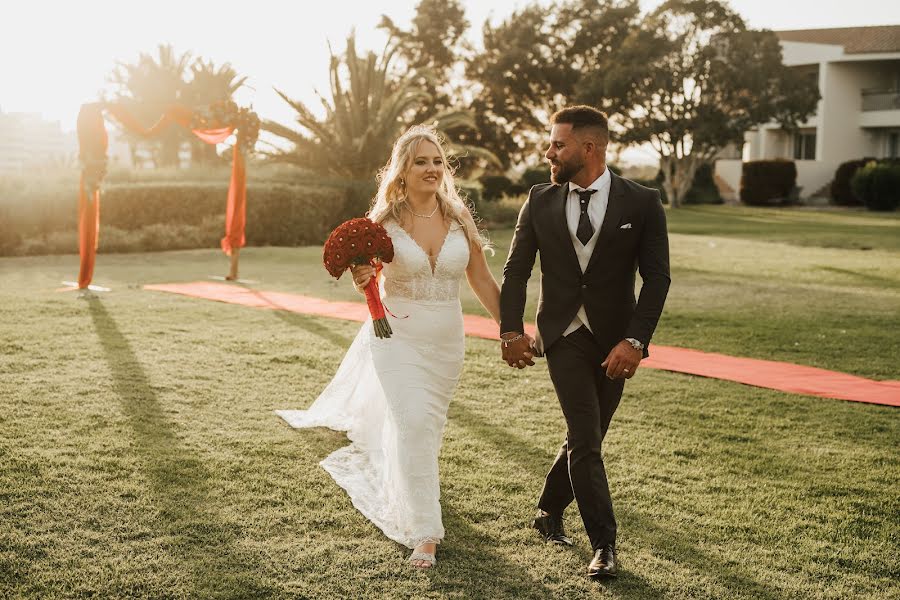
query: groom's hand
[
  {"left": 601, "top": 341, "right": 642, "bottom": 379},
  {"left": 501, "top": 332, "right": 535, "bottom": 369}
]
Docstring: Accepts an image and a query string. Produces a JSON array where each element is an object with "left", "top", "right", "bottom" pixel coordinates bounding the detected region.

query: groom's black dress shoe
[
  {"left": 531, "top": 510, "right": 574, "bottom": 546},
  {"left": 588, "top": 545, "right": 618, "bottom": 579}
]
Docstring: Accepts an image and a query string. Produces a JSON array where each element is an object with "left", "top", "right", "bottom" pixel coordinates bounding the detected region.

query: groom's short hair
[{"left": 551, "top": 106, "right": 609, "bottom": 146}]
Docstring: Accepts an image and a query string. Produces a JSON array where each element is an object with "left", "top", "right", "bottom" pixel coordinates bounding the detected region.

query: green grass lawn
[
  {"left": 666, "top": 204, "right": 900, "bottom": 252},
  {"left": 1, "top": 207, "right": 898, "bottom": 599}
]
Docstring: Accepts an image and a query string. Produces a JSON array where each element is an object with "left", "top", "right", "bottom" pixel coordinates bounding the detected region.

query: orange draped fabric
[
  {"left": 75, "top": 102, "right": 248, "bottom": 288},
  {"left": 77, "top": 104, "right": 107, "bottom": 289},
  {"left": 77, "top": 181, "right": 101, "bottom": 289},
  {"left": 221, "top": 144, "right": 246, "bottom": 255}
]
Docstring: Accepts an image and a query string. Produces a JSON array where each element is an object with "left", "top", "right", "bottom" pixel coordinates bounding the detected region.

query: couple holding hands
[{"left": 277, "top": 104, "right": 670, "bottom": 580}]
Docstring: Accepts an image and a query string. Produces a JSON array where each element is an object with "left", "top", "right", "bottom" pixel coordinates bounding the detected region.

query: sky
[{"left": 3, "top": 0, "right": 899, "bottom": 163}]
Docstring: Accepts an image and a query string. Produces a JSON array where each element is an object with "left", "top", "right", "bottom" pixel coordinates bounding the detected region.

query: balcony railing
[{"left": 862, "top": 89, "right": 900, "bottom": 111}]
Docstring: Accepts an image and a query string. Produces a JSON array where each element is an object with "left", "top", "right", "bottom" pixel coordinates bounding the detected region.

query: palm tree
[
  {"left": 183, "top": 59, "right": 248, "bottom": 165},
  {"left": 263, "top": 33, "right": 495, "bottom": 216},
  {"left": 109, "top": 44, "right": 193, "bottom": 168}
]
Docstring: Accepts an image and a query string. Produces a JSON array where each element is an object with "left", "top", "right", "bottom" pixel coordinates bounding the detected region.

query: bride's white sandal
[{"left": 409, "top": 538, "right": 438, "bottom": 568}]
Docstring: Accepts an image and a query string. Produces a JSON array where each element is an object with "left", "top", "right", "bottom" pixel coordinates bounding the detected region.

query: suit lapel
[
  {"left": 550, "top": 184, "right": 582, "bottom": 273},
  {"left": 586, "top": 172, "right": 626, "bottom": 272}
]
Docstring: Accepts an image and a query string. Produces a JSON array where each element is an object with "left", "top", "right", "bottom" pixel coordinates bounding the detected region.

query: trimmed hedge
[
  {"left": 1, "top": 181, "right": 345, "bottom": 256},
  {"left": 740, "top": 160, "right": 797, "bottom": 206},
  {"left": 851, "top": 162, "right": 900, "bottom": 212}
]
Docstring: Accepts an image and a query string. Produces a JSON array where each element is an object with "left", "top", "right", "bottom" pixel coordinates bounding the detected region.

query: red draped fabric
[
  {"left": 75, "top": 102, "right": 249, "bottom": 288},
  {"left": 221, "top": 144, "right": 246, "bottom": 255}
]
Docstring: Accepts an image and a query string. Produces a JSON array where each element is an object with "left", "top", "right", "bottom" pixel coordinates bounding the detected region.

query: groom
[{"left": 499, "top": 105, "right": 670, "bottom": 579}]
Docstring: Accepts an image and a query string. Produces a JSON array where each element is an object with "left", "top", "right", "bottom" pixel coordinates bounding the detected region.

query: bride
[{"left": 276, "top": 125, "right": 516, "bottom": 568}]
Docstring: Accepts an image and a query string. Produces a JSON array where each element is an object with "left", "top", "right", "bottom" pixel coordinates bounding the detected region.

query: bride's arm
[{"left": 462, "top": 213, "right": 501, "bottom": 324}]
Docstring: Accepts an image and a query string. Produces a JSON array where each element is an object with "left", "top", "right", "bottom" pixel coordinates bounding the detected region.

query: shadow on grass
[
  {"left": 87, "top": 297, "right": 275, "bottom": 598},
  {"left": 816, "top": 265, "right": 900, "bottom": 289},
  {"left": 430, "top": 504, "right": 560, "bottom": 599},
  {"left": 451, "top": 397, "right": 788, "bottom": 599},
  {"left": 618, "top": 508, "right": 785, "bottom": 600},
  {"left": 239, "top": 283, "right": 355, "bottom": 348},
  {"left": 269, "top": 310, "right": 354, "bottom": 348},
  {"left": 448, "top": 401, "right": 663, "bottom": 597}
]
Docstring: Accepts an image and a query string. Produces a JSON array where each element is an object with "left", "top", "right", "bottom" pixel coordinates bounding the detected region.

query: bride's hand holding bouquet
[{"left": 323, "top": 217, "right": 395, "bottom": 338}]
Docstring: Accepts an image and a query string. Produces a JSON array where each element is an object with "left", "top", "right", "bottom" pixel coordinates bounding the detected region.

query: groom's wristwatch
[{"left": 625, "top": 338, "right": 644, "bottom": 351}]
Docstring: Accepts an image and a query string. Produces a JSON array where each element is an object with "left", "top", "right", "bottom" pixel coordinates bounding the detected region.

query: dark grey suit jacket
[{"left": 499, "top": 172, "right": 671, "bottom": 357}]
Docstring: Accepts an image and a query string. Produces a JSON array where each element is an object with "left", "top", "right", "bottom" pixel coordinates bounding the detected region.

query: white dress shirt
[{"left": 563, "top": 168, "right": 611, "bottom": 336}]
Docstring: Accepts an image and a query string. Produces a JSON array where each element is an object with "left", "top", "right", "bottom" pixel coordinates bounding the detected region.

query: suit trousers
[{"left": 537, "top": 325, "right": 624, "bottom": 550}]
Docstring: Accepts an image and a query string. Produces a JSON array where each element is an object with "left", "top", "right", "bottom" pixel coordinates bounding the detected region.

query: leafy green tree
[
  {"left": 264, "top": 33, "right": 493, "bottom": 217},
  {"left": 109, "top": 44, "right": 193, "bottom": 168},
  {"left": 380, "top": 0, "right": 486, "bottom": 174},
  {"left": 467, "top": 0, "right": 640, "bottom": 168},
  {"left": 380, "top": 0, "right": 468, "bottom": 85},
  {"left": 608, "top": 0, "right": 819, "bottom": 207}
]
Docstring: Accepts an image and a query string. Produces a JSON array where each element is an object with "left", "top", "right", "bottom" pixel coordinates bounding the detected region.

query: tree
[
  {"left": 608, "top": 0, "right": 819, "bottom": 207},
  {"left": 263, "top": 33, "right": 491, "bottom": 217},
  {"left": 109, "top": 47, "right": 248, "bottom": 168},
  {"left": 467, "top": 0, "right": 640, "bottom": 168},
  {"left": 183, "top": 59, "right": 248, "bottom": 165},
  {"left": 379, "top": 0, "right": 485, "bottom": 174},
  {"left": 109, "top": 44, "right": 193, "bottom": 168},
  {"left": 379, "top": 0, "right": 468, "bottom": 86}
]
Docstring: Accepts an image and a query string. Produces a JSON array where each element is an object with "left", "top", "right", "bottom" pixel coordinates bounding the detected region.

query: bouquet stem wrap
[{"left": 364, "top": 263, "right": 392, "bottom": 338}]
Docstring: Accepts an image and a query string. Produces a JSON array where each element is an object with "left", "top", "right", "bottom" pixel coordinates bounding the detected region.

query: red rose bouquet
[{"left": 323, "top": 218, "right": 395, "bottom": 338}]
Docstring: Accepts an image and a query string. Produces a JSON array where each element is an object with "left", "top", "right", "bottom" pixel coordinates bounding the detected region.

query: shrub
[
  {"left": 520, "top": 166, "right": 551, "bottom": 189},
  {"left": 479, "top": 175, "right": 512, "bottom": 201},
  {"left": 0, "top": 206, "right": 23, "bottom": 254},
  {"left": 506, "top": 182, "right": 528, "bottom": 196},
  {"left": 851, "top": 162, "right": 900, "bottom": 212},
  {"left": 684, "top": 163, "right": 723, "bottom": 204},
  {"left": 740, "top": 160, "right": 797, "bottom": 206},
  {"left": 831, "top": 158, "right": 875, "bottom": 206},
  {"left": 476, "top": 195, "right": 526, "bottom": 229},
  {"left": 457, "top": 181, "right": 483, "bottom": 210},
  {"left": 1, "top": 180, "right": 346, "bottom": 256}
]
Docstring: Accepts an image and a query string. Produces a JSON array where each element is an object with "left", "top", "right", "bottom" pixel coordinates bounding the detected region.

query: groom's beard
[{"left": 550, "top": 158, "right": 584, "bottom": 185}]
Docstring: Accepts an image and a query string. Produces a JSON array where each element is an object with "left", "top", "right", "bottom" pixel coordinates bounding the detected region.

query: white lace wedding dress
[{"left": 276, "top": 219, "right": 470, "bottom": 549}]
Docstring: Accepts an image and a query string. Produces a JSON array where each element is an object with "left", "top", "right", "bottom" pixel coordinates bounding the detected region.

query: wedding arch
[{"left": 75, "top": 100, "right": 259, "bottom": 289}]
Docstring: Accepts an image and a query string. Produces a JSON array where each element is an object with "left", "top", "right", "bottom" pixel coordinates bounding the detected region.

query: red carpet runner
[{"left": 145, "top": 281, "right": 900, "bottom": 408}]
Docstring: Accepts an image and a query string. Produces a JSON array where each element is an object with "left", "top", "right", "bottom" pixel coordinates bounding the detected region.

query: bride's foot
[{"left": 409, "top": 540, "right": 438, "bottom": 569}]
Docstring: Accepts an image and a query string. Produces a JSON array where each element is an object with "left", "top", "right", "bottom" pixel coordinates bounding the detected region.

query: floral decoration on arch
[{"left": 190, "top": 100, "right": 260, "bottom": 153}]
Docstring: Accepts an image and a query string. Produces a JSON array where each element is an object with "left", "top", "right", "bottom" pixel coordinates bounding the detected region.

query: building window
[
  {"left": 794, "top": 131, "right": 816, "bottom": 160},
  {"left": 889, "top": 132, "right": 899, "bottom": 158}
]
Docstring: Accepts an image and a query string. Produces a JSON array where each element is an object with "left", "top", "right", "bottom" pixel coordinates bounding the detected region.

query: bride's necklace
[{"left": 406, "top": 201, "right": 439, "bottom": 219}]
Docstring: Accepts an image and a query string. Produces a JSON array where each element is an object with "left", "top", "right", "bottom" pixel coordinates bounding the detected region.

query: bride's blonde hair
[{"left": 368, "top": 125, "right": 484, "bottom": 249}]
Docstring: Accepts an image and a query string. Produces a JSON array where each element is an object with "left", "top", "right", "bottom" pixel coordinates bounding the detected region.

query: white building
[
  {"left": 715, "top": 25, "right": 900, "bottom": 201},
  {"left": 0, "top": 110, "right": 77, "bottom": 173}
]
